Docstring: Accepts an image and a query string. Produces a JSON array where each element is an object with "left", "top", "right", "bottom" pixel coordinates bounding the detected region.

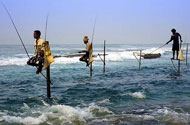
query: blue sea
[{"left": 0, "top": 44, "right": 190, "bottom": 125}]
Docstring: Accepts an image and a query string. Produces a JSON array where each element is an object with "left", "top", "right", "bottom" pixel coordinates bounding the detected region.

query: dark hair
[
  {"left": 34, "top": 30, "right": 41, "bottom": 36},
  {"left": 171, "top": 29, "right": 176, "bottom": 33}
]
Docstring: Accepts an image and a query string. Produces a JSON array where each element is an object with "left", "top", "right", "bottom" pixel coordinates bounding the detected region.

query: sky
[{"left": 0, "top": 0, "right": 190, "bottom": 44}]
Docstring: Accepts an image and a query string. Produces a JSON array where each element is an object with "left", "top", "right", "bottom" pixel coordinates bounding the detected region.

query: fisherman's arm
[
  {"left": 179, "top": 33, "right": 183, "bottom": 42},
  {"left": 166, "top": 37, "right": 173, "bottom": 44}
]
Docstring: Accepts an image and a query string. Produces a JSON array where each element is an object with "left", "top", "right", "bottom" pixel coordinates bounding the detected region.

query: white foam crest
[
  {"left": 0, "top": 47, "right": 171, "bottom": 66},
  {"left": 129, "top": 92, "right": 146, "bottom": 99},
  {"left": 121, "top": 108, "right": 190, "bottom": 124},
  {"left": 87, "top": 103, "right": 113, "bottom": 114},
  {"left": 20, "top": 103, "right": 30, "bottom": 110},
  {"left": 104, "top": 51, "right": 135, "bottom": 61},
  {"left": 2, "top": 114, "right": 47, "bottom": 125},
  {"left": 41, "top": 100, "right": 49, "bottom": 107},
  {"left": 54, "top": 57, "right": 80, "bottom": 64},
  {"left": 153, "top": 108, "right": 190, "bottom": 124},
  {"left": 96, "top": 47, "right": 170, "bottom": 62},
  {"left": 1, "top": 104, "right": 112, "bottom": 124},
  {"left": 0, "top": 57, "right": 28, "bottom": 66},
  {"left": 97, "top": 99, "right": 111, "bottom": 104}
]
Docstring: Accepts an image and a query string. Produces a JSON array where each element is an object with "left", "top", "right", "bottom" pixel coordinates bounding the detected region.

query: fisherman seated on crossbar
[
  {"left": 79, "top": 36, "right": 91, "bottom": 67},
  {"left": 27, "top": 30, "right": 44, "bottom": 74},
  {"left": 166, "top": 29, "right": 183, "bottom": 60}
]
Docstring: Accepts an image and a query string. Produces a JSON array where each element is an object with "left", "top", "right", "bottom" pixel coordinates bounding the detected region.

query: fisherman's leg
[
  {"left": 176, "top": 51, "right": 179, "bottom": 60},
  {"left": 79, "top": 56, "right": 86, "bottom": 62},
  {"left": 172, "top": 51, "right": 175, "bottom": 59},
  {"left": 79, "top": 54, "right": 89, "bottom": 66},
  {"left": 80, "top": 55, "right": 88, "bottom": 62},
  {"left": 85, "top": 60, "right": 89, "bottom": 67},
  {"left": 176, "top": 45, "right": 179, "bottom": 60},
  {"left": 36, "top": 62, "right": 43, "bottom": 74},
  {"left": 84, "top": 53, "right": 89, "bottom": 66},
  {"left": 27, "top": 56, "right": 38, "bottom": 66},
  {"left": 36, "top": 56, "right": 44, "bottom": 74},
  {"left": 86, "top": 52, "right": 89, "bottom": 66}
]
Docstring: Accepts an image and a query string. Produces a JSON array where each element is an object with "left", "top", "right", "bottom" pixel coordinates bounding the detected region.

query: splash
[
  {"left": 129, "top": 92, "right": 146, "bottom": 99},
  {"left": 0, "top": 103, "right": 113, "bottom": 125}
]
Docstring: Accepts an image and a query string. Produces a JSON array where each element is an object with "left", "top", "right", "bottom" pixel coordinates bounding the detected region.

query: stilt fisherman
[
  {"left": 27, "top": 30, "right": 45, "bottom": 74},
  {"left": 79, "top": 36, "right": 93, "bottom": 66},
  {"left": 166, "top": 29, "right": 183, "bottom": 60}
]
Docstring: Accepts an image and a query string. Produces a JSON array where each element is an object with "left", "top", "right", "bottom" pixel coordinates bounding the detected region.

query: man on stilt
[
  {"left": 166, "top": 29, "right": 183, "bottom": 60},
  {"left": 27, "top": 30, "right": 44, "bottom": 74},
  {"left": 79, "top": 36, "right": 93, "bottom": 67}
]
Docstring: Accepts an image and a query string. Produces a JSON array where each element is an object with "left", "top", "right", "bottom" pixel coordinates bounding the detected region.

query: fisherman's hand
[{"left": 181, "top": 40, "right": 183, "bottom": 43}]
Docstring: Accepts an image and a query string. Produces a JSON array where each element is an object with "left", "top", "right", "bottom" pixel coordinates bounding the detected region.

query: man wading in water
[
  {"left": 27, "top": 30, "right": 44, "bottom": 74},
  {"left": 166, "top": 29, "right": 183, "bottom": 60},
  {"left": 79, "top": 36, "right": 92, "bottom": 66}
]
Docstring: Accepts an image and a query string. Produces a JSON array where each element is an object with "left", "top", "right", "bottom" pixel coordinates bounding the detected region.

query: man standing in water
[
  {"left": 166, "top": 29, "right": 183, "bottom": 60},
  {"left": 27, "top": 30, "right": 44, "bottom": 74},
  {"left": 79, "top": 36, "right": 92, "bottom": 66}
]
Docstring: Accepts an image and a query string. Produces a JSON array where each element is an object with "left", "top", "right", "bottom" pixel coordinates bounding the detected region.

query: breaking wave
[
  {"left": 1, "top": 105, "right": 188, "bottom": 124},
  {"left": 0, "top": 103, "right": 113, "bottom": 125},
  {"left": 0, "top": 57, "right": 28, "bottom": 66},
  {"left": 0, "top": 47, "right": 169, "bottom": 66}
]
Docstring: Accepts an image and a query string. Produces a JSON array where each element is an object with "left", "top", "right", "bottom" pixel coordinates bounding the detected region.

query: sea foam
[{"left": 0, "top": 103, "right": 112, "bottom": 125}]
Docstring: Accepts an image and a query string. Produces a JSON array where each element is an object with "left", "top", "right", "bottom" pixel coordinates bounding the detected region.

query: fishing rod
[
  {"left": 89, "top": 17, "right": 97, "bottom": 76},
  {"left": 91, "top": 17, "right": 97, "bottom": 44},
  {"left": 150, "top": 43, "right": 167, "bottom": 54},
  {"left": 1, "top": 1, "right": 52, "bottom": 83},
  {"left": 45, "top": 14, "right": 49, "bottom": 42},
  {"left": 1, "top": 1, "right": 30, "bottom": 58},
  {"left": 44, "top": 14, "right": 54, "bottom": 85}
]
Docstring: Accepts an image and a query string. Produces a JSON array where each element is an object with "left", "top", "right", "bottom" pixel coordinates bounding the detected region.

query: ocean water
[{"left": 0, "top": 44, "right": 190, "bottom": 125}]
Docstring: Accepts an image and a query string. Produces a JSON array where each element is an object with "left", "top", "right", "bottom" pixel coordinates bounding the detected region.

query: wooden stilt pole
[
  {"left": 139, "top": 50, "right": 142, "bottom": 70},
  {"left": 47, "top": 66, "right": 51, "bottom": 98},
  {"left": 90, "top": 63, "right": 93, "bottom": 77},
  {"left": 103, "top": 40, "right": 106, "bottom": 73},
  {"left": 186, "top": 43, "right": 188, "bottom": 66},
  {"left": 178, "top": 59, "right": 181, "bottom": 74},
  {"left": 90, "top": 43, "right": 93, "bottom": 77},
  {"left": 178, "top": 43, "right": 182, "bottom": 74}
]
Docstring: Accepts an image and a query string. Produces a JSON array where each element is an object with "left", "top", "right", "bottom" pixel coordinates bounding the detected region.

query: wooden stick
[
  {"left": 46, "top": 66, "right": 51, "bottom": 98},
  {"left": 98, "top": 54, "right": 104, "bottom": 62},
  {"left": 139, "top": 50, "right": 142, "bottom": 70},
  {"left": 133, "top": 52, "right": 139, "bottom": 62},
  {"left": 103, "top": 40, "right": 106, "bottom": 73}
]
